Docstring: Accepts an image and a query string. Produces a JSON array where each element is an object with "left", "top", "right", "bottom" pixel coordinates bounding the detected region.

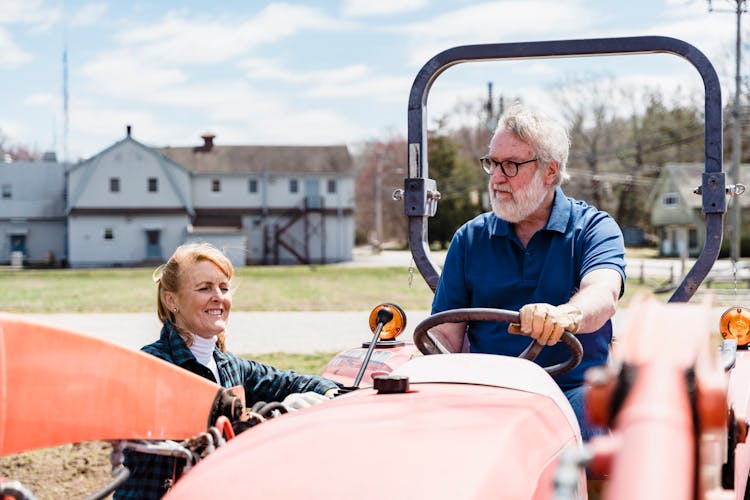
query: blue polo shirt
[{"left": 432, "top": 187, "right": 626, "bottom": 389}]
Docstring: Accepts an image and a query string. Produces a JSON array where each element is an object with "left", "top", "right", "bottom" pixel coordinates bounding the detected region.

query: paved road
[
  {"left": 20, "top": 306, "right": 726, "bottom": 356},
  {"left": 21, "top": 310, "right": 433, "bottom": 354},
  {"left": 15, "top": 248, "right": 731, "bottom": 354}
]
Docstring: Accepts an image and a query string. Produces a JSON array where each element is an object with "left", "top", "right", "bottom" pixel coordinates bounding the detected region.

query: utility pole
[
  {"left": 486, "top": 82, "right": 494, "bottom": 132},
  {"left": 374, "top": 155, "right": 383, "bottom": 252},
  {"left": 709, "top": 0, "right": 747, "bottom": 261}
]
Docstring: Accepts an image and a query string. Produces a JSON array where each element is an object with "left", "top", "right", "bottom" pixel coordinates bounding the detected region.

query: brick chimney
[{"left": 197, "top": 133, "right": 215, "bottom": 152}]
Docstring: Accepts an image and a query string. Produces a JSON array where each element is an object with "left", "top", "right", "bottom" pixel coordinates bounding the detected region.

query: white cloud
[
  {"left": 70, "top": 3, "right": 109, "bottom": 27},
  {"left": 0, "top": 0, "right": 57, "bottom": 25},
  {"left": 115, "top": 4, "right": 346, "bottom": 66},
  {"left": 401, "top": 1, "right": 594, "bottom": 66},
  {"left": 0, "top": 27, "right": 32, "bottom": 66},
  {"left": 25, "top": 91, "right": 57, "bottom": 107},
  {"left": 67, "top": 98, "right": 173, "bottom": 157},
  {"left": 307, "top": 73, "right": 410, "bottom": 101},
  {"left": 342, "top": 0, "right": 428, "bottom": 18},
  {"left": 0, "top": 118, "right": 33, "bottom": 148},
  {"left": 240, "top": 107, "right": 366, "bottom": 145},
  {"left": 242, "top": 58, "right": 371, "bottom": 83},
  {"left": 81, "top": 50, "right": 188, "bottom": 97},
  {"left": 64, "top": 82, "right": 366, "bottom": 158},
  {"left": 239, "top": 58, "right": 410, "bottom": 102}
]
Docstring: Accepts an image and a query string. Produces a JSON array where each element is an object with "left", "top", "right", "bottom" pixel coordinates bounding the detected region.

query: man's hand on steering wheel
[
  {"left": 516, "top": 303, "right": 583, "bottom": 346},
  {"left": 413, "top": 307, "right": 583, "bottom": 376}
]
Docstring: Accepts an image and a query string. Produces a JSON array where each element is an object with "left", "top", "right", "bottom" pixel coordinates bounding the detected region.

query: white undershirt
[{"left": 189, "top": 335, "right": 220, "bottom": 383}]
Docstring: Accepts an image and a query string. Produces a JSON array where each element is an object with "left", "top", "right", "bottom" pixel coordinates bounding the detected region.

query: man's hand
[{"left": 517, "top": 303, "right": 582, "bottom": 346}]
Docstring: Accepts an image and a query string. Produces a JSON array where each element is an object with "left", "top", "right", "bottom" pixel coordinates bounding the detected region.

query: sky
[{"left": 0, "top": 0, "right": 746, "bottom": 162}]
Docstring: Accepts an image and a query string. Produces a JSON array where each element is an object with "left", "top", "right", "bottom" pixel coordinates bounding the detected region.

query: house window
[
  {"left": 1, "top": 184, "right": 11, "bottom": 199},
  {"left": 103, "top": 228, "right": 114, "bottom": 240},
  {"left": 327, "top": 179, "right": 336, "bottom": 194},
  {"left": 289, "top": 179, "right": 298, "bottom": 193},
  {"left": 148, "top": 177, "right": 158, "bottom": 192},
  {"left": 110, "top": 177, "right": 120, "bottom": 193},
  {"left": 662, "top": 192, "right": 679, "bottom": 207},
  {"left": 212, "top": 179, "right": 221, "bottom": 192},
  {"left": 249, "top": 179, "right": 258, "bottom": 193}
]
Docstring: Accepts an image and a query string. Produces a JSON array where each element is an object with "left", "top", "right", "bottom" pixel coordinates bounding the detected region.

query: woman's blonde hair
[{"left": 153, "top": 242, "right": 234, "bottom": 352}]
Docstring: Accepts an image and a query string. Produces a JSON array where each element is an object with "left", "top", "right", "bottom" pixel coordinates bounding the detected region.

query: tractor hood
[{"left": 168, "top": 354, "right": 582, "bottom": 500}]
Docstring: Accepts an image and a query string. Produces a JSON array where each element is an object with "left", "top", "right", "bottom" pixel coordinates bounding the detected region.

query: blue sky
[{"left": 0, "top": 0, "right": 744, "bottom": 162}]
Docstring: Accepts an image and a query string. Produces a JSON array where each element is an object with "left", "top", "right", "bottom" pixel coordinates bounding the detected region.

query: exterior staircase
[{"left": 262, "top": 197, "right": 325, "bottom": 265}]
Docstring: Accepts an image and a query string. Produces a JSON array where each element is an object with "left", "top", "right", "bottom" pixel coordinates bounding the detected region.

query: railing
[
  {"left": 627, "top": 258, "right": 685, "bottom": 292},
  {"left": 628, "top": 257, "right": 750, "bottom": 305}
]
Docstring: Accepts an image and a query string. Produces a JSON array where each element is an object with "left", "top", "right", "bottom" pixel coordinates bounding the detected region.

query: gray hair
[{"left": 493, "top": 103, "right": 570, "bottom": 185}]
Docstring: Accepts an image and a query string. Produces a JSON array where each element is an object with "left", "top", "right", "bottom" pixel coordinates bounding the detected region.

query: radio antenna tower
[{"left": 62, "top": 3, "right": 69, "bottom": 164}]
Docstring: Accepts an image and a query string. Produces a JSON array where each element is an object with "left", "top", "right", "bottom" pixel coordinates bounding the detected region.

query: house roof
[
  {"left": 157, "top": 143, "right": 353, "bottom": 175},
  {"left": 66, "top": 135, "right": 195, "bottom": 216},
  {"left": 68, "top": 135, "right": 191, "bottom": 176}
]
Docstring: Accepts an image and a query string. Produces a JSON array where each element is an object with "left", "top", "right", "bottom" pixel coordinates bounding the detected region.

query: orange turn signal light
[
  {"left": 720, "top": 306, "right": 750, "bottom": 346},
  {"left": 368, "top": 303, "right": 407, "bottom": 340}
]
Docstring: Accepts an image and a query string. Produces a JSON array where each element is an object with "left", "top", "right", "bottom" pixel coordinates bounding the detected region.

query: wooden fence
[{"left": 627, "top": 258, "right": 750, "bottom": 306}]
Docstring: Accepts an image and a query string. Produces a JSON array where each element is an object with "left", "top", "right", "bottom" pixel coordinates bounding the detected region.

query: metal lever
[{"left": 352, "top": 307, "right": 394, "bottom": 388}]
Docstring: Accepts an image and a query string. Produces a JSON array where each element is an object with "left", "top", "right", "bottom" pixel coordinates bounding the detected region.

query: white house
[
  {"left": 64, "top": 127, "right": 354, "bottom": 267},
  {"left": 0, "top": 158, "right": 67, "bottom": 266},
  {"left": 649, "top": 162, "right": 750, "bottom": 257}
]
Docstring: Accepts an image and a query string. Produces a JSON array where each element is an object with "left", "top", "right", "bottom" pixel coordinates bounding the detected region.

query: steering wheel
[{"left": 412, "top": 308, "right": 583, "bottom": 377}]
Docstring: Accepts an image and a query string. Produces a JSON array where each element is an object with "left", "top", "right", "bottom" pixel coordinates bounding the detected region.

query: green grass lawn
[
  {"left": 0, "top": 263, "right": 670, "bottom": 314},
  {"left": 0, "top": 265, "right": 436, "bottom": 313},
  {"left": 250, "top": 351, "right": 338, "bottom": 374}
]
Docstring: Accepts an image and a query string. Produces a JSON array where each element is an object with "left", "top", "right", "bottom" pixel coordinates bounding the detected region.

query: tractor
[{"left": 3, "top": 35, "right": 750, "bottom": 500}]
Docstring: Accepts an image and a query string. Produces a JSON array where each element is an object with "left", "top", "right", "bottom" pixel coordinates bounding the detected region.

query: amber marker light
[
  {"left": 720, "top": 307, "right": 750, "bottom": 346},
  {"left": 368, "top": 303, "right": 407, "bottom": 340}
]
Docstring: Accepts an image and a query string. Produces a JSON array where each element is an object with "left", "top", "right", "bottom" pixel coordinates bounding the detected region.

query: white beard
[{"left": 489, "top": 169, "right": 549, "bottom": 223}]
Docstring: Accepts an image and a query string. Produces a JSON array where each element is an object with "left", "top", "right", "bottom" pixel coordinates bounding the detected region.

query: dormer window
[{"left": 662, "top": 192, "right": 679, "bottom": 208}]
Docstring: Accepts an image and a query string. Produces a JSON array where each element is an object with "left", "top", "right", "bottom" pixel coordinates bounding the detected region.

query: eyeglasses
[{"left": 479, "top": 156, "right": 538, "bottom": 177}]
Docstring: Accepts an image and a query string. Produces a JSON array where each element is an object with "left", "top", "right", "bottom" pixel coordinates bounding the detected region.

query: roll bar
[{"left": 404, "top": 35, "right": 725, "bottom": 303}]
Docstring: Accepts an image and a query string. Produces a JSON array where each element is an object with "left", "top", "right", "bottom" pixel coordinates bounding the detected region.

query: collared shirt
[
  {"left": 114, "top": 321, "right": 339, "bottom": 499},
  {"left": 432, "top": 187, "right": 626, "bottom": 390}
]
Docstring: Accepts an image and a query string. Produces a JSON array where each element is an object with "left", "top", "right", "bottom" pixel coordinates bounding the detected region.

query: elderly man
[{"left": 429, "top": 102, "right": 626, "bottom": 440}]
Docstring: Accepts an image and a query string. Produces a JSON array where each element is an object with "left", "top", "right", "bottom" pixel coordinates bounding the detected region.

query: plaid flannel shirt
[{"left": 114, "top": 321, "right": 339, "bottom": 499}]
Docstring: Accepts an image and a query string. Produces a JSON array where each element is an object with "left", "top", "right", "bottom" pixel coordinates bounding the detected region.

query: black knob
[
  {"left": 376, "top": 307, "right": 394, "bottom": 325},
  {"left": 373, "top": 375, "right": 409, "bottom": 394}
]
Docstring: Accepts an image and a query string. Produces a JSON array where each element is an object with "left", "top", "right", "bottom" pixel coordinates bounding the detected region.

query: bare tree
[
  {"left": 552, "top": 75, "right": 625, "bottom": 212},
  {"left": 0, "top": 128, "right": 41, "bottom": 161},
  {"left": 354, "top": 137, "right": 408, "bottom": 247}
]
